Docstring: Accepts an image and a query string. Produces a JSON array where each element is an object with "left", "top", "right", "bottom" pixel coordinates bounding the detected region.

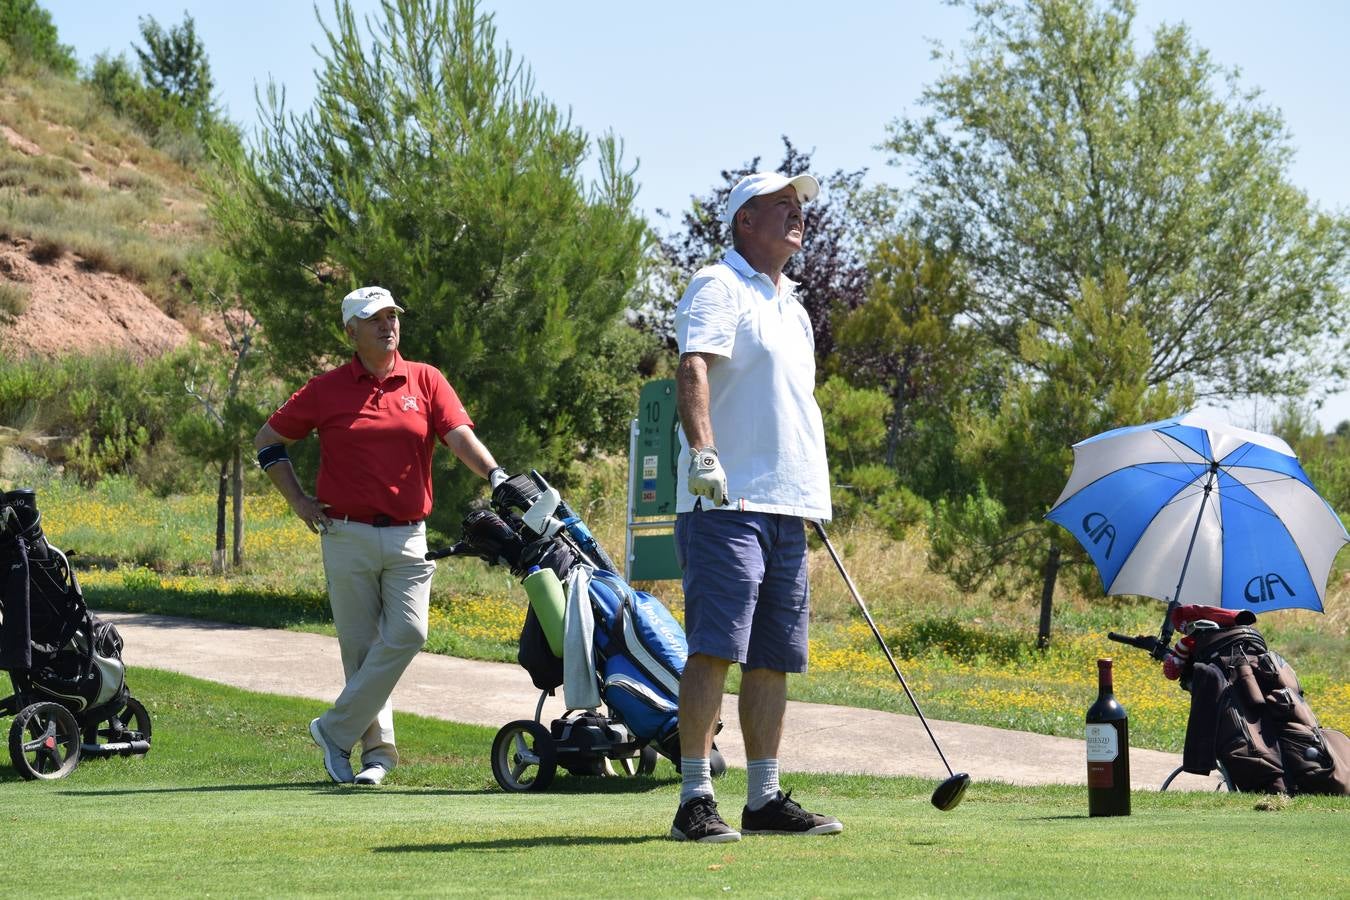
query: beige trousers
[{"left": 317, "top": 519, "right": 433, "bottom": 769}]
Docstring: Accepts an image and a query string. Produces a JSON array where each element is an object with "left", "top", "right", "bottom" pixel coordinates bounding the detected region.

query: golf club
[{"left": 811, "top": 520, "right": 971, "bottom": 811}]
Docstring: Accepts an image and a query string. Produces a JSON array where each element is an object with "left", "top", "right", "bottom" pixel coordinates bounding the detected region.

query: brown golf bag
[{"left": 1180, "top": 623, "right": 1350, "bottom": 795}]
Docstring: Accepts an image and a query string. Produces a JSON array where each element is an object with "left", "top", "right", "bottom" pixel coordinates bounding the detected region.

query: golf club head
[{"left": 931, "top": 773, "right": 970, "bottom": 811}]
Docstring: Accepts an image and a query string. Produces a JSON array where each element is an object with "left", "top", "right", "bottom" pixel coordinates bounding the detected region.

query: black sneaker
[
  {"left": 670, "top": 796, "right": 742, "bottom": 843},
  {"left": 742, "top": 790, "right": 843, "bottom": 835}
]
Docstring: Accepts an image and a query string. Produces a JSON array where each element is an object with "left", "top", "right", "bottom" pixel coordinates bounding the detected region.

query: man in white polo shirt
[{"left": 668, "top": 171, "right": 842, "bottom": 843}]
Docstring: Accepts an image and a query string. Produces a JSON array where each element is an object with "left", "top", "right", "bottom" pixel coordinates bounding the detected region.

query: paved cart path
[{"left": 101, "top": 610, "right": 1222, "bottom": 792}]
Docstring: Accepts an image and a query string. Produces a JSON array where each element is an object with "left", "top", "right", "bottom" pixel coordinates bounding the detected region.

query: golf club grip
[
  {"left": 1107, "top": 631, "right": 1167, "bottom": 659},
  {"left": 424, "top": 545, "right": 458, "bottom": 561}
]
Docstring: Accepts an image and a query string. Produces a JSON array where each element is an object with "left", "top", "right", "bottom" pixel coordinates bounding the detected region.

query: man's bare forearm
[{"left": 677, "top": 352, "right": 716, "bottom": 450}]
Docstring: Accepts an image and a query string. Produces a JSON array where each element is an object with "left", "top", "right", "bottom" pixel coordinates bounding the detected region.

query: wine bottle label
[{"left": 1086, "top": 724, "right": 1118, "bottom": 762}]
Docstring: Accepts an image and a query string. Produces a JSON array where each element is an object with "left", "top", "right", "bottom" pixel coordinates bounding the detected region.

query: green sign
[
  {"left": 628, "top": 533, "right": 682, "bottom": 582},
  {"left": 631, "top": 378, "right": 681, "bottom": 516}
]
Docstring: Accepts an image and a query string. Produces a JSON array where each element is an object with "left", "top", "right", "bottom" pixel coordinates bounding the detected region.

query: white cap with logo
[
  {"left": 341, "top": 286, "right": 404, "bottom": 325},
  {"left": 722, "top": 171, "right": 821, "bottom": 225}
]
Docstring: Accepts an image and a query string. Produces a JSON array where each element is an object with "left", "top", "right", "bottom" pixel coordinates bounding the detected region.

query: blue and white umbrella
[{"left": 1047, "top": 412, "right": 1348, "bottom": 614}]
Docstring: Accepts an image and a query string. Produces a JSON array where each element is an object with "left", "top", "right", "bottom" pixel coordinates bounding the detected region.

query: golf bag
[
  {"left": 1177, "top": 618, "right": 1350, "bottom": 795},
  {"left": 1, "top": 488, "right": 151, "bottom": 779},
  {"left": 454, "top": 472, "right": 688, "bottom": 760}
]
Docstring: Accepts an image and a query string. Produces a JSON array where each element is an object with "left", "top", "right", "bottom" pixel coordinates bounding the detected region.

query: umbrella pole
[{"left": 1160, "top": 463, "right": 1220, "bottom": 651}]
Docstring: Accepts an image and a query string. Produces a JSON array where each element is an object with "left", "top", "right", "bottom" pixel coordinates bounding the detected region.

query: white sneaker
[{"left": 354, "top": 763, "right": 389, "bottom": 786}]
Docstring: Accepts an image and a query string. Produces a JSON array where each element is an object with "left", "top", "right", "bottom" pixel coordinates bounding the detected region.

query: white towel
[{"left": 563, "top": 565, "right": 602, "bottom": 710}]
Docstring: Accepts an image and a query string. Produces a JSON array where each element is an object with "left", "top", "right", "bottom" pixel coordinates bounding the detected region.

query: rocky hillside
[{"left": 0, "top": 73, "right": 216, "bottom": 361}]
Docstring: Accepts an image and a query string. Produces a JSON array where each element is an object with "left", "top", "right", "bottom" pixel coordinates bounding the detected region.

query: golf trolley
[
  {"left": 429, "top": 471, "right": 725, "bottom": 793},
  {"left": 1110, "top": 601, "right": 1349, "bottom": 795},
  {"left": 1, "top": 489, "right": 151, "bottom": 780},
  {"left": 490, "top": 697, "right": 663, "bottom": 792}
]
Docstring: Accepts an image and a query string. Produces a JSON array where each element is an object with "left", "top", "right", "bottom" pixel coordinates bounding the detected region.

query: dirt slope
[
  {"left": 0, "top": 235, "right": 196, "bottom": 360},
  {"left": 0, "top": 76, "right": 217, "bottom": 363}
]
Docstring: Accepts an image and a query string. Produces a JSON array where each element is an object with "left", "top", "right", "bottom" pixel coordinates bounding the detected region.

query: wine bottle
[{"left": 1086, "top": 657, "right": 1131, "bottom": 816}]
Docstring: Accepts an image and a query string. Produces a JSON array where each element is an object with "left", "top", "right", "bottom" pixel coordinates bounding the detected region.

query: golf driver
[{"left": 811, "top": 520, "right": 971, "bottom": 811}]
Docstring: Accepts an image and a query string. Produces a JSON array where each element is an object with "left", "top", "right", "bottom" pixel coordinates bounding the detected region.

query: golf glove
[
  {"left": 688, "top": 447, "right": 728, "bottom": 507},
  {"left": 488, "top": 467, "right": 510, "bottom": 489}
]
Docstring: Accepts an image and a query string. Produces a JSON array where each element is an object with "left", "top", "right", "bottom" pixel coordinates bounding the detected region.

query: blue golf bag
[
  {"left": 429, "top": 471, "right": 717, "bottom": 790},
  {"left": 570, "top": 568, "right": 685, "bottom": 756}
]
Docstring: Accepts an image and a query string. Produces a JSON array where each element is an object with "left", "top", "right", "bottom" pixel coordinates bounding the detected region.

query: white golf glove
[
  {"left": 688, "top": 447, "right": 728, "bottom": 507},
  {"left": 488, "top": 467, "right": 509, "bottom": 489}
]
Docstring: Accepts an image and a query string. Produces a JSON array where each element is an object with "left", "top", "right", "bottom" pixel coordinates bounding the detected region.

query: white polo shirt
[{"left": 674, "top": 249, "right": 832, "bottom": 520}]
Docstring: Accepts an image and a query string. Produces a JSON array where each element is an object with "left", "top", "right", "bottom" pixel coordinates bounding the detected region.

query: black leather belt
[{"left": 337, "top": 514, "right": 422, "bottom": 527}]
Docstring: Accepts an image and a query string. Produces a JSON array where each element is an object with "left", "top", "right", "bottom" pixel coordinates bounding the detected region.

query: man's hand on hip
[{"left": 688, "top": 447, "right": 729, "bottom": 507}]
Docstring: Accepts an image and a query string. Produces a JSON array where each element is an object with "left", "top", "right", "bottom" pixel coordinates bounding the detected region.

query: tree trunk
[
  {"left": 231, "top": 446, "right": 244, "bottom": 568},
  {"left": 884, "top": 409, "right": 903, "bottom": 469},
  {"left": 1037, "top": 543, "right": 1061, "bottom": 650},
  {"left": 213, "top": 459, "right": 228, "bottom": 574}
]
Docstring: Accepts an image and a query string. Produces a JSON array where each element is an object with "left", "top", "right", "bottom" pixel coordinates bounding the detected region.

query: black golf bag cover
[
  {"left": 492, "top": 472, "right": 618, "bottom": 573},
  {"left": 459, "top": 509, "right": 526, "bottom": 570},
  {"left": 1181, "top": 623, "right": 1350, "bottom": 795},
  {"left": 1, "top": 488, "right": 128, "bottom": 712}
]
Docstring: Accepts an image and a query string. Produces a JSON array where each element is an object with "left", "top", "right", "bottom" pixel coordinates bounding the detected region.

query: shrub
[
  {"left": 0, "top": 0, "right": 77, "bottom": 77},
  {"left": 28, "top": 237, "right": 63, "bottom": 263},
  {"left": 891, "top": 615, "right": 1027, "bottom": 664},
  {"left": 0, "top": 351, "right": 194, "bottom": 483},
  {"left": 73, "top": 240, "right": 115, "bottom": 272},
  {"left": 0, "top": 279, "right": 29, "bottom": 320}
]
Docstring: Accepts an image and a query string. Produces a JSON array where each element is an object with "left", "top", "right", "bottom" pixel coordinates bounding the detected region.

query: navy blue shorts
[{"left": 674, "top": 509, "right": 810, "bottom": 673}]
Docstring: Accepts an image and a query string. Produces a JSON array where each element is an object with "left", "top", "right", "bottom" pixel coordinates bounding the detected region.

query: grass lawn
[
  {"left": 1, "top": 668, "right": 1346, "bottom": 898},
  {"left": 25, "top": 477, "right": 1350, "bottom": 753}
]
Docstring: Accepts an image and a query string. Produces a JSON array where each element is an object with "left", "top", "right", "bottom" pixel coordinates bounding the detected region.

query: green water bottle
[{"left": 522, "top": 566, "right": 565, "bottom": 658}]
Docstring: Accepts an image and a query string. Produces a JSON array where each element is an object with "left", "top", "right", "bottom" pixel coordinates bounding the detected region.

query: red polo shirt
[{"left": 267, "top": 353, "right": 473, "bottom": 522}]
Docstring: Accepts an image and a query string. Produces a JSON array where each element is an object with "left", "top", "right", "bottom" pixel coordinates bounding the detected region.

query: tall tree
[
  {"left": 134, "top": 13, "right": 215, "bottom": 119},
  {"left": 176, "top": 290, "right": 264, "bottom": 573},
  {"left": 887, "top": 0, "right": 1349, "bottom": 404},
  {"left": 832, "top": 233, "right": 980, "bottom": 486},
  {"left": 209, "top": 0, "right": 649, "bottom": 528},
  {"left": 88, "top": 12, "right": 237, "bottom": 160},
  {"left": 886, "top": 0, "right": 1349, "bottom": 641},
  {"left": 0, "top": 0, "right": 76, "bottom": 75},
  {"left": 929, "top": 269, "right": 1187, "bottom": 643},
  {"left": 653, "top": 138, "right": 870, "bottom": 360}
]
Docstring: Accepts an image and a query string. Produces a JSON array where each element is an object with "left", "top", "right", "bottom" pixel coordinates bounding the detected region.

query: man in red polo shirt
[{"left": 253, "top": 285, "right": 506, "bottom": 786}]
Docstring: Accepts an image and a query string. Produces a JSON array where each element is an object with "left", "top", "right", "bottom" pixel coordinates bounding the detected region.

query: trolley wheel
[
  {"left": 9, "top": 702, "right": 82, "bottom": 780},
  {"left": 491, "top": 720, "right": 557, "bottom": 792},
  {"left": 1161, "top": 763, "right": 1232, "bottom": 792},
  {"left": 710, "top": 745, "right": 727, "bottom": 778},
  {"left": 673, "top": 744, "right": 729, "bottom": 776},
  {"left": 638, "top": 744, "right": 659, "bottom": 775},
  {"left": 616, "top": 745, "right": 660, "bottom": 777},
  {"left": 81, "top": 696, "right": 152, "bottom": 757}
]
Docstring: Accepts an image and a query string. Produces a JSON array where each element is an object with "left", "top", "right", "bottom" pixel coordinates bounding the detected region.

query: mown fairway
[
  {"left": 37, "top": 479, "right": 1348, "bottom": 753},
  {"left": 1, "top": 669, "right": 1345, "bottom": 898}
]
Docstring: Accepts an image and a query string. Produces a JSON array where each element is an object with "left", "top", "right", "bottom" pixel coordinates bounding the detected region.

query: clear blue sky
[{"left": 41, "top": 0, "right": 1350, "bottom": 428}]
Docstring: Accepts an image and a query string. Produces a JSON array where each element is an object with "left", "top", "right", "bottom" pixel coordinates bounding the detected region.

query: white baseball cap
[
  {"left": 341, "top": 286, "right": 404, "bottom": 324},
  {"left": 722, "top": 171, "right": 820, "bottom": 225}
]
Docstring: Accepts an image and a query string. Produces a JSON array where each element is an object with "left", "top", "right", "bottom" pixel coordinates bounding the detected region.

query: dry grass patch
[
  {"left": 28, "top": 237, "right": 63, "bottom": 263},
  {"left": 0, "top": 280, "right": 29, "bottom": 319},
  {"left": 0, "top": 72, "right": 210, "bottom": 302}
]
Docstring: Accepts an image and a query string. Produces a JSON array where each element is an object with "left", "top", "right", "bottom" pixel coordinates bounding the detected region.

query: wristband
[{"left": 256, "top": 443, "right": 290, "bottom": 471}]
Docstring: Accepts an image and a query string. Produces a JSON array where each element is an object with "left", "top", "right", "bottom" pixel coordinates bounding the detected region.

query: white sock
[
  {"left": 680, "top": 757, "right": 714, "bottom": 806},
  {"left": 746, "top": 758, "right": 781, "bottom": 810}
]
